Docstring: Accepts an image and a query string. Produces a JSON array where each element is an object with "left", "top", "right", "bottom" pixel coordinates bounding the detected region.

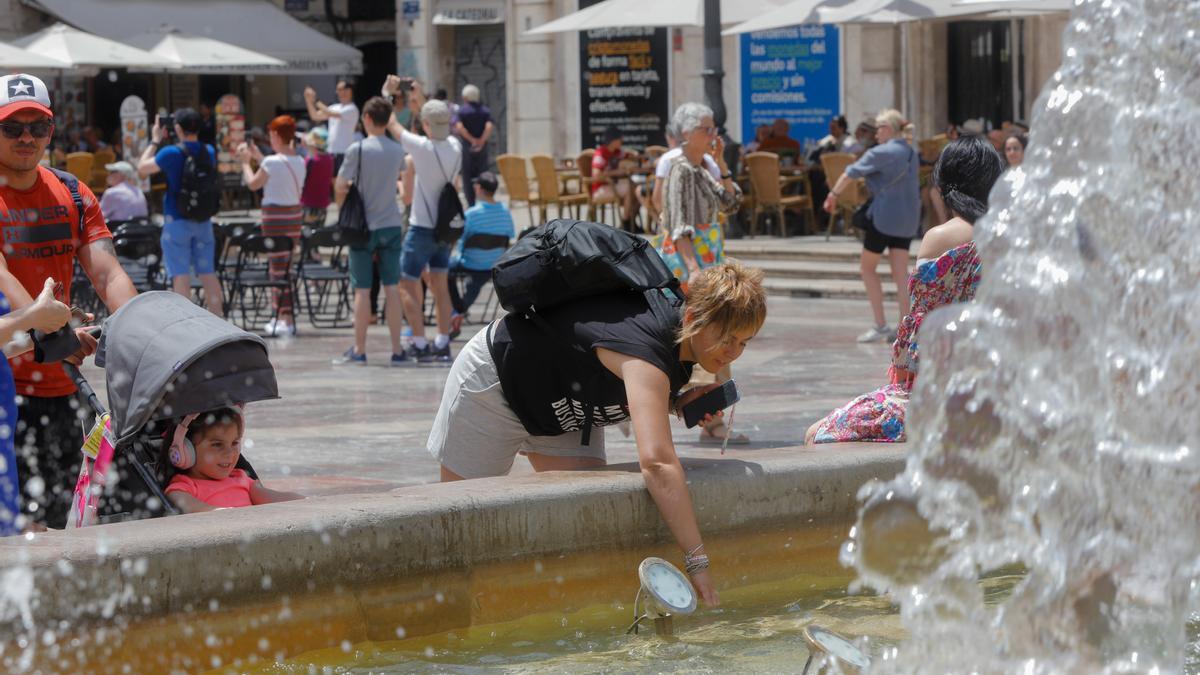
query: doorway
[
  {"left": 947, "top": 21, "right": 1023, "bottom": 128},
  {"left": 453, "top": 24, "right": 506, "bottom": 158}
]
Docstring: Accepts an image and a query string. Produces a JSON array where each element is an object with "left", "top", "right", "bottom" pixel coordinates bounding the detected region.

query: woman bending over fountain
[
  {"left": 806, "top": 136, "right": 1004, "bottom": 444},
  {"left": 428, "top": 263, "right": 767, "bottom": 607}
]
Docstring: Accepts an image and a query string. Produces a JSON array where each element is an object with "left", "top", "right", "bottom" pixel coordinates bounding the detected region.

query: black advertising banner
[{"left": 578, "top": 0, "right": 669, "bottom": 150}]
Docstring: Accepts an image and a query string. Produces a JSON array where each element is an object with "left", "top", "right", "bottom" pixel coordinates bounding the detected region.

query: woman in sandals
[{"left": 656, "top": 102, "right": 748, "bottom": 445}]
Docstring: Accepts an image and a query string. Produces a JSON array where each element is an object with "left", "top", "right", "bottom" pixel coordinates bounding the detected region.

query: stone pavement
[{"left": 80, "top": 292, "right": 899, "bottom": 497}]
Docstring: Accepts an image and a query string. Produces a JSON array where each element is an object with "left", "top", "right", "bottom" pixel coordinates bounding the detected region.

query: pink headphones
[{"left": 168, "top": 406, "right": 245, "bottom": 470}]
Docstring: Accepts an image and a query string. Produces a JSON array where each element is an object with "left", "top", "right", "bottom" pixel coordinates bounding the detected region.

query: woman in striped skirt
[{"left": 238, "top": 115, "right": 307, "bottom": 336}]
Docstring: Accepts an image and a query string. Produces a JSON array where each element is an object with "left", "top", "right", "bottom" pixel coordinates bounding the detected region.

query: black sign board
[{"left": 578, "top": 0, "right": 669, "bottom": 150}]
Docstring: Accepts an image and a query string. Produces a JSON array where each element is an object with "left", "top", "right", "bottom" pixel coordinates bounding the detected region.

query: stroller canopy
[{"left": 96, "top": 292, "right": 279, "bottom": 443}]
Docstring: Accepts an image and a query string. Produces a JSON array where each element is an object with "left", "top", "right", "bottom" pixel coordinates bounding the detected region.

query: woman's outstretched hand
[{"left": 690, "top": 568, "right": 720, "bottom": 607}]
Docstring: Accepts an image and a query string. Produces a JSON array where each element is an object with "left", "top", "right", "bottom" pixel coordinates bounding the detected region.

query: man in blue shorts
[
  {"left": 385, "top": 83, "right": 462, "bottom": 365},
  {"left": 137, "top": 108, "right": 224, "bottom": 316}
]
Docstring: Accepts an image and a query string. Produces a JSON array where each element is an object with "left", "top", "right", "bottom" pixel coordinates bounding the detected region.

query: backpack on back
[
  {"left": 175, "top": 143, "right": 221, "bottom": 221},
  {"left": 421, "top": 140, "right": 465, "bottom": 245},
  {"left": 493, "top": 218, "right": 681, "bottom": 315}
]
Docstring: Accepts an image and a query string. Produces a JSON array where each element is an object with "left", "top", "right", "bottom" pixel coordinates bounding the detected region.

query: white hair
[
  {"left": 671, "top": 102, "right": 714, "bottom": 137},
  {"left": 462, "top": 84, "right": 481, "bottom": 103}
]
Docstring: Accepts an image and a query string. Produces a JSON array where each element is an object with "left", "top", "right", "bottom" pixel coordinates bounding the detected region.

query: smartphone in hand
[{"left": 682, "top": 380, "right": 741, "bottom": 428}]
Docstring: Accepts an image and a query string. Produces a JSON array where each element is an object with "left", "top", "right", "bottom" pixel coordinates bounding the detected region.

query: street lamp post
[{"left": 702, "top": 0, "right": 727, "bottom": 131}]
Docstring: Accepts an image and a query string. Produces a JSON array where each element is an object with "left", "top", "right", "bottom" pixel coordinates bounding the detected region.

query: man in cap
[
  {"left": 384, "top": 78, "right": 462, "bottom": 365},
  {"left": 448, "top": 170, "right": 513, "bottom": 322},
  {"left": 98, "top": 160, "right": 148, "bottom": 223},
  {"left": 0, "top": 73, "right": 138, "bottom": 527}
]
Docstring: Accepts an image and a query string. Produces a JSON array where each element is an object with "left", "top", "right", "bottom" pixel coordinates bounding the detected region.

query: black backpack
[
  {"left": 175, "top": 143, "right": 221, "bottom": 221},
  {"left": 493, "top": 219, "right": 681, "bottom": 315},
  {"left": 418, "top": 141, "right": 465, "bottom": 245}
]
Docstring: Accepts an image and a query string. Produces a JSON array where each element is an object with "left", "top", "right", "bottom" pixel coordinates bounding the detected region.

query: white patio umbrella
[
  {"left": 13, "top": 22, "right": 174, "bottom": 69},
  {"left": 0, "top": 40, "right": 70, "bottom": 70},
  {"left": 724, "top": 0, "right": 1068, "bottom": 33},
  {"left": 526, "top": 0, "right": 791, "bottom": 34},
  {"left": 122, "top": 25, "right": 286, "bottom": 73}
]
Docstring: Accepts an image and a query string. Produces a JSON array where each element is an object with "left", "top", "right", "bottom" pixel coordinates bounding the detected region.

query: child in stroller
[{"left": 163, "top": 406, "right": 303, "bottom": 513}]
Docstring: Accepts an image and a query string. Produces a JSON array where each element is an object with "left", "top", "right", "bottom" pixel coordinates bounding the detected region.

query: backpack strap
[{"left": 47, "top": 167, "right": 86, "bottom": 240}]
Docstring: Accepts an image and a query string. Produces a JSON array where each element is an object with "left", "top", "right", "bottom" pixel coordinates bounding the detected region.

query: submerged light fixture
[
  {"left": 626, "top": 557, "right": 696, "bottom": 636},
  {"left": 801, "top": 624, "right": 870, "bottom": 673}
]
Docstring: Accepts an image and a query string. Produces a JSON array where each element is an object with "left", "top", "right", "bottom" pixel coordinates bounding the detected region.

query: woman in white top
[{"left": 238, "top": 115, "right": 307, "bottom": 336}]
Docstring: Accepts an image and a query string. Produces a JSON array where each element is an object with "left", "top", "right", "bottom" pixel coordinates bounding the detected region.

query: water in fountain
[{"left": 842, "top": 0, "right": 1200, "bottom": 671}]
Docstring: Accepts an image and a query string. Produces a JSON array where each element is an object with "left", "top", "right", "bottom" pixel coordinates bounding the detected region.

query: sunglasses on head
[{"left": 0, "top": 120, "right": 54, "bottom": 139}]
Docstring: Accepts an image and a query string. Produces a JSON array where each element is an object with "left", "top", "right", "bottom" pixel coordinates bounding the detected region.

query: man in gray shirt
[{"left": 333, "top": 97, "right": 409, "bottom": 366}]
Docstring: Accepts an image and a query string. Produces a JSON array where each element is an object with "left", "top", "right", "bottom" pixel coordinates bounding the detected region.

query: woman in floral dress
[{"left": 806, "top": 136, "right": 1005, "bottom": 444}]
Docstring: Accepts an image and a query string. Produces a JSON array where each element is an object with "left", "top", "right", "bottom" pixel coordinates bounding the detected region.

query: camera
[
  {"left": 160, "top": 114, "right": 174, "bottom": 130},
  {"left": 398, "top": 77, "right": 414, "bottom": 93}
]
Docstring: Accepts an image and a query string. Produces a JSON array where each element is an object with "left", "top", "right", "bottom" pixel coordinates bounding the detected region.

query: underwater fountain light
[
  {"left": 625, "top": 557, "right": 696, "bottom": 637},
  {"left": 800, "top": 625, "right": 870, "bottom": 674}
]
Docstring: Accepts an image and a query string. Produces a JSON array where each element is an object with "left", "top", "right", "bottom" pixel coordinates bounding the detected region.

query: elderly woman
[
  {"left": 823, "top": 109, "right": 920, "bottom": 344},
  {"left": 807, "top": 135, "right": 1004, "bottom": 444},
  {"left": 656, "top": 103, "right": 747, "bottom": 445}
]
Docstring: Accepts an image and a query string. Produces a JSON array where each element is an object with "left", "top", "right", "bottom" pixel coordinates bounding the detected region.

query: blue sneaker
[
  {"left": 390, "top": 351, "right": 411, "bottom": 367},
  {"left": 332, "top": 347, "right": 366, "bottom": 365},
  {"left": 428, "top": 342, "right": 453, "bottom": 365}
]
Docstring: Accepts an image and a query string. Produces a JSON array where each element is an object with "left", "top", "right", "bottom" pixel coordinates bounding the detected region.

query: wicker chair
[
  {"left": 531, "top": 154, "right": 587, "bottom": 223},
  {"left": 496, "top": 154, "right": 536, "bottom": 224},
  {"left": 819, "top": 152, "right": 865, "bottom": 240},
  {"left": 744, "top": 152, "right": 814, "bottom": 237},
  {"left": 65, "top": 152, "right": 94, "bottom": 184},
  {"left": 576, "top": 149, "right": 619, "bottom": 225}
]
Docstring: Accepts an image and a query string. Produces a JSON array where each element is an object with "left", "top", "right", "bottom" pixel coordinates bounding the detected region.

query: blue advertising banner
[{"left": 740, "top": 25, "right": 840, "bottom": 152}]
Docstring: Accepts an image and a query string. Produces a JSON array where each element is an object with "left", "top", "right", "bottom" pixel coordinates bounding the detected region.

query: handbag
[
  {"left": 333, "top": 142, "right": 371, "bottom": 246},
  {"left": 850, "top": 144, "right": 915, "bottom": 231}
]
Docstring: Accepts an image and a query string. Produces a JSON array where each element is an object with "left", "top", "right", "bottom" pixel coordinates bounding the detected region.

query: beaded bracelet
[{"left": 684, "top": 553, "right": 710, "bottom": 575}]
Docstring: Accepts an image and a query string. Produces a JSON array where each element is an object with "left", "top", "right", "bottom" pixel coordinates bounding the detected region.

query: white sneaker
[
  {"left": 856, "top": 324, "right": 893, "bottom": 343},
  {"left": 263, "top": 318, "right": 296, "bottom": 337}
]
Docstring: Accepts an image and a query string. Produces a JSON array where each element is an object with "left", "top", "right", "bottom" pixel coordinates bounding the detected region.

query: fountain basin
[{"left": 0, "top": 443, "right": 903, "bottom": 672}]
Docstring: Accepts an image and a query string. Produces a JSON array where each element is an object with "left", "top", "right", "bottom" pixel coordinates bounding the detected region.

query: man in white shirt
[
  {"left": 98, "top": 160, "right": 148, "bottom": 223},
  {"left": 386, "top": 81, "right": 462, "bottom": 365},
  {"left": 304, "top": 79, "right": 359, "bottom": 174}
]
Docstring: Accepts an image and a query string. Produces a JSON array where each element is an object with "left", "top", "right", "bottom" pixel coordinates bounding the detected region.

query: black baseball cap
[{"left": 473, "top": 171, "right": 498, "bottom": 193}]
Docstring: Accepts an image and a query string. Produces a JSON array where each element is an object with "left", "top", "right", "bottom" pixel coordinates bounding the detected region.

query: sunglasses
[{"left": 0, "top": 120, "right": 54, "bottom": 140}]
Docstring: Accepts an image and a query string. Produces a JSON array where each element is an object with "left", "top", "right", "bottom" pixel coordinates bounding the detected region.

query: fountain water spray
[{"left": 843, "top": 0, "right": 1200, "bottom": 671}]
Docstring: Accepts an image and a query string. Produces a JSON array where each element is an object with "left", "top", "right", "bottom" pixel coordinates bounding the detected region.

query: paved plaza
[{"left": 83, "top": 292, "right": 900, "bottom": 497}]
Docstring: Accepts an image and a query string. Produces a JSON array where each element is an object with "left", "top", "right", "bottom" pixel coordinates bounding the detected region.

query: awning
[
  {"left": 25, "top": 0, "right": 362, "bottom": 74},
  {"left": 433, "top": 0, "right": 506, "bottom": 25}
]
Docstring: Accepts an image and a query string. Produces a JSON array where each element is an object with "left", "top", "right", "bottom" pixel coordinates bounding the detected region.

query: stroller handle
[{"left": 63, "top": 362, "right": 107, "bottom": 418}]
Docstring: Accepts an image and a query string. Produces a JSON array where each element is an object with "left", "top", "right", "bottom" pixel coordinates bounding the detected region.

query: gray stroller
[{"left": 67, "top": 291, "right": 279, "bottom": 521}]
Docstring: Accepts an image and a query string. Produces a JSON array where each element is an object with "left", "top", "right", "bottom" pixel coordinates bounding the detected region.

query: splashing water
[{"left": 842, "top": 0, "right": 1200, "bottom": 671}]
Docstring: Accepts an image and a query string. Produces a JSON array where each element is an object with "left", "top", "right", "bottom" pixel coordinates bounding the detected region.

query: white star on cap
[{"left": 9, "top": 80, "right": 32, "bottom": 96}]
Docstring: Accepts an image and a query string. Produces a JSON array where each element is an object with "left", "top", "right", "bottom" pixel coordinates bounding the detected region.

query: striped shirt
[{"left": 454, "top": 201, "right": 515, "bottom": 271}]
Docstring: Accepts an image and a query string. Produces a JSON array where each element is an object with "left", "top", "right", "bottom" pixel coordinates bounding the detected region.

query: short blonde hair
[
  {"left": 875, "top": 108, "right": 906, "bottom": 133},
  {"left": 678, "top": 262, "right": 767, "bottom": 344}
]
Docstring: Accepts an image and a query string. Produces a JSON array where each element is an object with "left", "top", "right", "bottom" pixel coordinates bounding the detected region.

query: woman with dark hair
[
  {"left": 806, "top": 135, "right": 1004, "bottom": 444},
  {"left": 238, "top": 115, "right": 306, "bottom": 336},
  {"left": 1004, "top": 130, "right": 1028, "bottom": 168}
]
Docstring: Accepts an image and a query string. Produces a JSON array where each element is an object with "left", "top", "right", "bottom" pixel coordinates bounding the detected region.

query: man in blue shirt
[
  {"left": 137, "top": 108, "right": 224, "bottom": 316},
  {"left": 449, "top": 171, "right": 513, "bottom": 325}
]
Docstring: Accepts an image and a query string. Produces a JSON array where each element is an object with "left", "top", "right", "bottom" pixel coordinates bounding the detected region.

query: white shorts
[{"left": 426, "top": 326, "right": 606, "bottom": 478}]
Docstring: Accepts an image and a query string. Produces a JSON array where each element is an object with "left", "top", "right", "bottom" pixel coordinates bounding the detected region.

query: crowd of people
[{"left": 0, "top": 67, "right": 1020, "bottom": 607}]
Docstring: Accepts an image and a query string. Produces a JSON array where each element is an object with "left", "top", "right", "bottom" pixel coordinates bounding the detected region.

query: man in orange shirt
[
  {"left": 0, "top": 74, "right": 138, "bottom": 527},
  {"left": 759, "top": 118, "right": 802, "bottom": 159}
]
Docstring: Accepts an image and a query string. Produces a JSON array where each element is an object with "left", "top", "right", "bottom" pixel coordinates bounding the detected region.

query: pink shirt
[{"left": 165, "top": 469, "right": 254, "bottom": 508}]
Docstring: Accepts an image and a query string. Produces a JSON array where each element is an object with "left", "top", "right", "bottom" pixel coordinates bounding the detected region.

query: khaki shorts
[{"left": 426, "top": 326, "right": 606, "bottom": 478}]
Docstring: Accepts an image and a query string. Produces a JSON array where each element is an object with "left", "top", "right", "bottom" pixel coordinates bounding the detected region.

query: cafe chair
[
  {"left": 745, "top": 151, "right": 814, "bottom": 237},
  {"left": 496, "top": 154, "right": 537, "bottom": 225},
  {"left": 819, "top": 152, "right": 864, "bottom": 240},
  {"left": 576, "top": 149, "right": 619, "bottom": 226},
  {"left": 531, "top": 154, "right": 587, "bottom": 223}
]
